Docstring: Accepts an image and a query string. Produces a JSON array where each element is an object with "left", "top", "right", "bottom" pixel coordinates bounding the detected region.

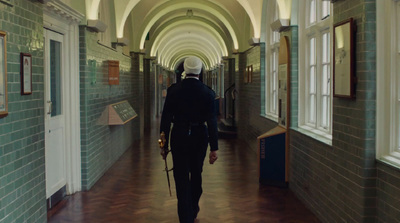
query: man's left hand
[{"left": 209, "top": 151, "right": 218, "bottom": 164}]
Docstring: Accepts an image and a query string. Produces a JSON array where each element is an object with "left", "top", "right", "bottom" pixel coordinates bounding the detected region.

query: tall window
[
  {"left": 98, "top": 0, "right": 112, "bottom": 47},
  {"left": 377, "top": 0, "right": 400, "bottom": 167},
  {"left": 299, "top": 0, "right": 332, "bottom": 140},
  {"left": 265, "top": 1, "right": 280, "bottom": 118}
]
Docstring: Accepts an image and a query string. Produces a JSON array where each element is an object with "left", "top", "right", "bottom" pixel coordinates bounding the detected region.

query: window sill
[
  {"left": 292, "top": 126, "right": 332, "bottom": 146},
  {"left": 260, "top": 113, "right": 278, "bottom": 123},
  {"left": 378, "top": 155, "right": 400, "bottom": 170}
]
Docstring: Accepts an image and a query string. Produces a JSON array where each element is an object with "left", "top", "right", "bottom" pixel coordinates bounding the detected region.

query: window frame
[
  {"left": 264, "top": 0, "right": 280, "bottom": 120},
  {"left": 98, "top": 0, "right": 112, "bottom": 47},
  {"left": 376, "top": 0, "right": 400, "bottom": 168},
  {"left": 298, "top": 0, "right": 333, "bottom": 141}
]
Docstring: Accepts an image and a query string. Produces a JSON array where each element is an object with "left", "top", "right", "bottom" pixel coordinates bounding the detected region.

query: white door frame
[{"left": 43, "top": 1, "right": 83, "bottom": 195}]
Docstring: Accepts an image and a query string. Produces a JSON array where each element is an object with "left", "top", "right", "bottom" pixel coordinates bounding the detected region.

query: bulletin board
[
  {"left": 108, "top": 60, "right": 119, "bottom": 85},
  {"left": 278, "top": 36, "right": 290, "bottom": 129}
]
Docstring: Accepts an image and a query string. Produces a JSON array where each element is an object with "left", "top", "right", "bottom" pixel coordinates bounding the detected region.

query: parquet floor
[{"left": 47, "top": 123, "right": 320, "bottom": 223}]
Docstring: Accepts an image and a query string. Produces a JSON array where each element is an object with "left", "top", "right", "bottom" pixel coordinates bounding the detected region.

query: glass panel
[
  {"left": 326, "top": 96, "right": 330, "bottom": 129},
  {"left": 271, "top": 70, "right": 277, "bottom": 113},
  {"left": 50, "top": 40, "right": 62, "bottom": 117},
  {"left": 310, "top": 66, "right": 316, "bottom": 93},
  {"left": 310, "top": 38, "right": 316, "bottom": 64},
  {"left": 327, "top": 66, "right": 331, "bottom": 94},
  {"left": 309, "top": 94, "right": 316, "bottom": 123},
  {"left": 322, "top": 33, "right": 330, "bottom": 63},
  {"left": 322, "top": 65, "right": 328, "bottom": 94},
  {"left": 322, "top": 1, "right": 330, "bottom": 19},
  {"left": 309, "top": 0, "right": 316, "bottom": 24},
  {"left": 321, "top": 96, "right": 327, "bottom": 128}
]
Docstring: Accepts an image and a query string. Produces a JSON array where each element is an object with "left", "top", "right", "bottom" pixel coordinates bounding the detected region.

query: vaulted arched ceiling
[{"left": 85, "top": 0, "right": 264, "bottom": 71}]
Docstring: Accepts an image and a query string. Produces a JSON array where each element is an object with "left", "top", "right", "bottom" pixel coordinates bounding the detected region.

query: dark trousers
[{"left": 171, "top": 125, "right": 208, "bottom": 223}]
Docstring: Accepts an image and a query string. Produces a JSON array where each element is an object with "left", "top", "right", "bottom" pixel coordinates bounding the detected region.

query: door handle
[{"left": 47, "top": 100, "right": 52, "bottom": 115}]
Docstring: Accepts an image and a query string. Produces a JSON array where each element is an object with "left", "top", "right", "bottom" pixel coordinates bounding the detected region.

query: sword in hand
[{"left": 159, "top": 132, "right": 172, "bottom": 196}]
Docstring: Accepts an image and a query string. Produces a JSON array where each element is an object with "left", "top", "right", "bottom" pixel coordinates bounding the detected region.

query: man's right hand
[{"left": 160, "top": 148, "right": 169, "bottom": 160}]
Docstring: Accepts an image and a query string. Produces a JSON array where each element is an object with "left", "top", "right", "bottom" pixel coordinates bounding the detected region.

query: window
[
  {"left": 98, "top": 0, "right": 112, "bottom": 47},
  {"left": 264, "top": 0, "right": 280, "bottom": 119},
  {"left": 299, "top": 0, "right": 332, "bottom": 140},
  {"left": 377, "top": 0, "right": 400, "bottom": 168}
]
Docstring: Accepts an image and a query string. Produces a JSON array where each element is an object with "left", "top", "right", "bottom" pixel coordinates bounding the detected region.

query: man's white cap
[{"left": 184, "top": 56, "right": 202, "bottom": 75}]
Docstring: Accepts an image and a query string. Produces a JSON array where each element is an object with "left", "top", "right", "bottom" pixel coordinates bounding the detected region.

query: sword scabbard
[{"left": 159, "top": 131, "right": 172, "bottom": 196}]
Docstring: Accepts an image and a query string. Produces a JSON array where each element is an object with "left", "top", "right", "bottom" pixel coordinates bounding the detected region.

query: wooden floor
[{"left": 48, "top": 124, "right": 320, "bottom": 223}]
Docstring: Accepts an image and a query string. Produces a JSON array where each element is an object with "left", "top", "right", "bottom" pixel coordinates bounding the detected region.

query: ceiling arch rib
[
  {"left": 153, "top": 36, "right": 224, "bottom": 69},
  {"left": 85, "top": 0, "right": 101, "bottom": 20},
  {"left": 168, "top": 53, "right": 210, "bottom": 70},
  {"left": 162, "top": 43, "right": 218, "bottom": 69},
  {"left": 163, "top": 45, "right": 214, "bottom": 68},
  {"left": 171, "top": 52, "right": 211, "bottom": 71},
  {"left": 136, "top": 1, "right": 240, "bottom": 51},
  {"left": 235, "top": 0, "right": 263, "bottom": 39},
  {"left": 158, "top": 35, "right": 221, "bottom": 66},
  {"left": 157, "top": 34, "right": 221, "bottom": 57},
  {"left": 149, "top": 16, "right": 231, "bottom": 58},
  {"left": 151, "top": 23, "right": 226, "bottom": 62},
  {"left": 154, "top": 31, "right": 222, "bottom": 69},
  {"left": 114, "top": 0, "right": 140, "bottom": 38}
]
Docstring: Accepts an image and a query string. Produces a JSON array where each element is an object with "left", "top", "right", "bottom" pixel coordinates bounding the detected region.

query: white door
[{"left": 44, "top": 29, "right": 66, "bottom": 199}]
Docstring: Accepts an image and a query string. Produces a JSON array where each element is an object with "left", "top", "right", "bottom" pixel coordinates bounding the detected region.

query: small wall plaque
[
  {"left": 108, "top": 60, "right": 119, "bottom": 85},
  {"left": 0, "top": 30, "right": 8, "bottom": 118},
  {"left": 21, "top": 53, "right": 32, "bottom": 95}
]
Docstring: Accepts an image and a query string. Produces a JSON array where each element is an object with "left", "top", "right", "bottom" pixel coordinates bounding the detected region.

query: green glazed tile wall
[
  {"left": 79, "top": 27, "right": 141, "bottom": 190},
  {"left": 0, "top": 1, "right": 46, "bottom": 223},
  {"left": 289, "top": 1, "right": 378, "bottom": 222},
  {"left": 236, "top": 45, "right": 276, "bottom": 153}
]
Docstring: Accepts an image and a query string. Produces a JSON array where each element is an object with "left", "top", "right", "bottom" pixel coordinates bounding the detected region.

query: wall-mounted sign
[
  {"left": 108, "top": 100, "right": 137, "bottom": 125},
  {"left": 108, "top": 60, "right": 119, "bottom": 85},
  {"left": 0, "top": 30, "right": 8, "bottom": 118},
  {"left": 21, "top": 53, "right": 32, "bottom": 95}
]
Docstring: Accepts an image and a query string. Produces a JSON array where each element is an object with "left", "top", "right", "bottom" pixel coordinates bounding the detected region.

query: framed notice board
[
  {"left": 278, "top": 36, "right": 290, "bottom": 129},
  {"left": 108, "top": 60, "right": 119, "bottom": 85}
]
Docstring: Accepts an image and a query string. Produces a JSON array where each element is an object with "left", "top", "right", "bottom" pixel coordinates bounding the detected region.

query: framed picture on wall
[
  {"left": 247, "top": 65, "right": 253, "bottom": 83},
  {"left": 244, "top": 67, "right": 248, "bottom": 83},
  {"left": 0, "top": 31, "right": 7, "bottom": 118},
  {"left": 333, "top": 18, "right": 356, "bottom": 98},
  {"left": 21, "top": 53, "right": 32, "bottom": 95}
]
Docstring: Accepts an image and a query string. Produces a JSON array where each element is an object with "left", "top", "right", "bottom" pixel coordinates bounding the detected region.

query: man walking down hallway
[{"left": 159, "top": 56, "right": 219, "bottom": 223}]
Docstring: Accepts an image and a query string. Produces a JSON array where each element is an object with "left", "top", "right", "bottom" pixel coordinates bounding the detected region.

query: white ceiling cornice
[{"left": 43, "top": 0, "right": 84, "bottom": 24}]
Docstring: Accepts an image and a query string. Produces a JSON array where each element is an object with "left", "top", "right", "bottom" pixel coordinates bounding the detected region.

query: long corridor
[{"left": 47, "top": 123, "right": 320, "bottom": 223}]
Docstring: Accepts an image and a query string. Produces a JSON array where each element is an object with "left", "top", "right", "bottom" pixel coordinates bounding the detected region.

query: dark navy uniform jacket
[{"left": 160, "top": 78, "right": 219, "bottom": 151}]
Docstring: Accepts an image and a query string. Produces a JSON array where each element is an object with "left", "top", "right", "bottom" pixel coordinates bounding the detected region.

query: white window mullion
[
  {"left": 320, "top": 32, "right": 331, "bottom": 131},
  {"left": 308, "top": 36, "right": 317, "bottom": 126}
]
